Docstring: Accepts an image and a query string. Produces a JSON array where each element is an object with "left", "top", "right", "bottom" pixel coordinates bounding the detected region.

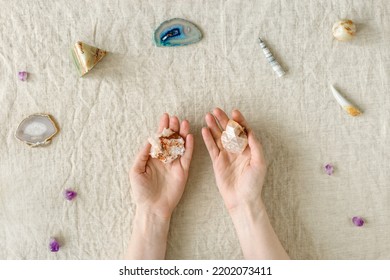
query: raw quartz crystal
[
  {"left": 221, "top": 120, "right": 248, "bottom": 153},
  {"left": 71, "top": 41, "right": 107, "bottom": 76},
  {"left": 49, "top": 238, "right": 60, "bottom": 252},
  {"left": 149, "top": 128, "right": 185, "bottom": 163}
]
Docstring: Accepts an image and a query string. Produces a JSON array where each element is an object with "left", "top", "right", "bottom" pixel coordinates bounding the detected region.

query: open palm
[
  {"left": 202, "top": 108, "right": 267, "bottom": 212},
  {"left": 130, "top": 114, "right": 194, "bottom": 219}
]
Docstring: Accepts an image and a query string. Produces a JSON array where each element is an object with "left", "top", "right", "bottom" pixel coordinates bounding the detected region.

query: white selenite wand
[{"left": 258, "top": 37, "right": 286, "bottom": 78}]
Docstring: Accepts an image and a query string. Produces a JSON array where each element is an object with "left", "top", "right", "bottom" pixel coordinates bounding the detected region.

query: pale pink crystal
[{"left": 221, "top": 120, "right": 248, "bottom": 153}]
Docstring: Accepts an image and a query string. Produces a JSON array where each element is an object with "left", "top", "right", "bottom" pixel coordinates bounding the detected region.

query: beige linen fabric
[{"left": 0, "top": 0, "right": 389, "bottom": 259}]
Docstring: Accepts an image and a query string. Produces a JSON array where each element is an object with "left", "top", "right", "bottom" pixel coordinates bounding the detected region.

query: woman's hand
[
  {"left": 129, "top": 113, "right": 194, "bottom": 220},
  {"left": 126, "top": 114, "right": 194, "bottom": 259},
  {"left": 201, "top": 108, "right": 267, "bottom": 213},
  {"left": 202, "top": 108, "right": 289, "bottom": 259}
]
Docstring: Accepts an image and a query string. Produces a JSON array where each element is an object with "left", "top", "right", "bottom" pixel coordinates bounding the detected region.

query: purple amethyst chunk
[
  {"left": 64, "top": 189, "right": 77, "bottom": 201},
  {"left": 324, "top": 163, "right": 334, "bottom": 175},
  {"left": 352, "top": 216, "right": 365, "bottom": 227},
  {"left": 49, "top": 238, "right": 60, "bottom": 252}
]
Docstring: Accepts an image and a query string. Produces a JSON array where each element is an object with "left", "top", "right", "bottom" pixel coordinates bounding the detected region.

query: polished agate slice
[
  {"left": 149, "top": 128, "right": 185, "bottom": 163},
  {"left": 154, "top": 18, "right": 202, "bottom": 47},
  {"left": 15, "top": 114, "right": 59, "bottom": 147},
  {"left": 221, "top": 120, "right": 248, "bottom": 154},
  {"left": 71, "top": 41, "right": 107, "bottom": 76}
]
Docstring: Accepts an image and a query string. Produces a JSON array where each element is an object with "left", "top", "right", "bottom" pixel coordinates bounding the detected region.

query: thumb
[
  {"left": 247, "top": 130, "right": 266, "bottom": 167},
  {"left": 131, "top": 142, "right": 152, "bottom": 174}
]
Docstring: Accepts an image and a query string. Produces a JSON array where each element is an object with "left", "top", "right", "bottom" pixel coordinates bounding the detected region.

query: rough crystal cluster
[
  {"left": 71, "top": 41, "right": 107, "bottom": 76},
  {"left": 221, "top": 120, "right": 248, "bottom": 154},
  {"left": 149, "top": 128, "right": 185, "bottom": 163},
  {"left": 154, "top": 18, "right": 202, "bottom": 47},
  {"left": 15, "top": 114, "right": 59, "bottom": 147}
]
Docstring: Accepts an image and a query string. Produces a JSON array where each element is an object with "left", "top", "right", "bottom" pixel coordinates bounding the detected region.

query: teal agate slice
[{"left": 154, "top": 18, "right": 202, "bottom": 47}]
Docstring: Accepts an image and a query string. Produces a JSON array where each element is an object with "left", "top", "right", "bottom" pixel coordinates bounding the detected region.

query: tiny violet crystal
[
  {"left": 64, "top": 189, "right": 77, "bottom": 201},
  {"left": 154, "top": 18, "right": 202, "bottom": 47},
  {"left": 324, "top": 163, "right": 334, "bottom": 175},
  {"left": 18, "top": 71, "right": 28, "bottom": 81},
  {"left": 49, "top": 238, "right": 60, "bottom": 252},
  {"left": 352, "top": 216, "right": 365, "bottom": 227}
]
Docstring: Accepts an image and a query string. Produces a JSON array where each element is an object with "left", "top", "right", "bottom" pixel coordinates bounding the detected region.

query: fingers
[
  {"left": 158, "top": 113, "right": 169, "bottom": 133},
  {"left": 247, "top": 130, "right": 266, "bottom": 167},
  {"left": 131, "top": 142, "right": 151, "bottom": 174},
  {"left": 205, "top": 113, "right": 223, "bottom": 147},
  {"left": 179, "top": 119, "right": 190, "bottom": 138},
  {"left": 169, "top": 115, "right": 180, "bottom": 132},
  {"left": 231, "top": 109, "right": 250, "bottom": 129},
  {"left": 213, "top": 107, "right": 229, "bottom": 130},
  {"left": 181, "top": 134, "right": 194, "bottom": 170},
  {"left": 201, "top": 127, "right": 219, "bottom": 160}
]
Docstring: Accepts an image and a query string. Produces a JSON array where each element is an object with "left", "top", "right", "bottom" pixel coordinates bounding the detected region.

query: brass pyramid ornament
[{"left": 71, "top": 41, "right": 107, "bottom": 76}]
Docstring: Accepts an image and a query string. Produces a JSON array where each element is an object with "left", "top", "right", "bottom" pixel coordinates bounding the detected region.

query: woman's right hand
[{"left": 201, "top": 108, "right": 267, "bottom": 213}]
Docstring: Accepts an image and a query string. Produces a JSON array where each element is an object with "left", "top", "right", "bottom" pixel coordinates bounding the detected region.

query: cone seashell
[
  {"left": 332, "top": 19, "right": 356, "bottom": 42},
  {"left": 15, "top": 114, "right": 59, "bottom": 147},
  {"left": 330, "top": 85, "right": 361, "bottom": 116},
  {"left": 149, "top": 128, "right": 185, "bottom": 163},
  {"left": 71, "top": 41, "right": 107, "bottom": 76},
  {"left": 221, "top": 120, "right": 248, "bottom": 153}
]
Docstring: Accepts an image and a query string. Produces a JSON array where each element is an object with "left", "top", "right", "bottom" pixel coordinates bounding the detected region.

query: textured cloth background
[{"left": 0, "top": 0, "right": 389, "bottom": 259}]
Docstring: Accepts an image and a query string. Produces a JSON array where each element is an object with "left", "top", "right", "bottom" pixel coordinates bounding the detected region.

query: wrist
[
  {"left": 126, "top": 208, "right": 171, "bottom": 260},
  {"left": 228, "top": 200, "right": 267, "bottom": 226},
  {"left": 134, "top": 208, "right": 171, "bottom": 228},
  {"left": 132, "top": 208, "right": 171, "bottom": 243}
]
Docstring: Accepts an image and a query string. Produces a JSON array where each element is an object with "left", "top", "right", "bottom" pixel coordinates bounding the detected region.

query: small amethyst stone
[
  {"left": 352, "top": 216, "right": 365, "bottom": 227},
  {"left": 324, "top": 163, "right": 334, "bottom": 175},
  {"left": 49, "top": 238, "right": 60, "bottom": 252},
  {"left": 18, "top": 71, "right": 28, "bottom": 81},
  {"left": 64, "top": 189, "right": 77, "bottom": 201}
]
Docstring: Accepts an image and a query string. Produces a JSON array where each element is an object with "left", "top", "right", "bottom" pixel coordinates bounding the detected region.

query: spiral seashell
[{"left": 258, "top": 37, "right": 285, "bottom": 77}]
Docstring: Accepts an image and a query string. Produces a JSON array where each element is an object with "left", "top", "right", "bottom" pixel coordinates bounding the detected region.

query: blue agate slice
[{"left": 154, "top": 18, "right": 202, "bottom": 47}]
